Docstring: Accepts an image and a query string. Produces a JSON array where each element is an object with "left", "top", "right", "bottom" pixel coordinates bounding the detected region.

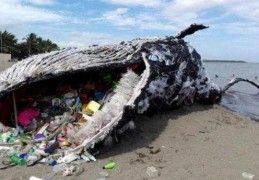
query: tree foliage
[
  {"left": 0, "top": 31, "right": 18, "bottom": 55},
  {"left": 0, "top": 30, "right": 59, "bottom": 60}
]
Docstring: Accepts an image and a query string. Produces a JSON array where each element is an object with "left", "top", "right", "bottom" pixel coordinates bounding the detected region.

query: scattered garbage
[
  {"left": 242, "top": 172, "right": 255, "bottom": 180},
  {"left": 146, "top": 166, "right": 159, "bottom": 178},
  {"left": 0, "top": 69, "right": 138, "bottom": 177}
]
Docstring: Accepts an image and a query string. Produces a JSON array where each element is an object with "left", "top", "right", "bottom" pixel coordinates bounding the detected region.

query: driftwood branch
[{"left": 176, "top": 24, "right": 209, "bottom": 39}]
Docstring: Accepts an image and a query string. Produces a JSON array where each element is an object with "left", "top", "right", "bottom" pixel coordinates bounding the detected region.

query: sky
[{"left": 1, "top": 0, "right": 259, "bottom": 62}]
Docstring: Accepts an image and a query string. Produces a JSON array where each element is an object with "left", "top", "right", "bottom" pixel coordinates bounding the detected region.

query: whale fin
[
  {"left": 176, "top": 24, "right": 209, "bottom": 39},
  {"left": 223, "top": 78, "right": 259, "bottom": 93}
]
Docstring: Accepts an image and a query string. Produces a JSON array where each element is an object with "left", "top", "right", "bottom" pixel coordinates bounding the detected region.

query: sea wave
[{"left": 221, "top": 91, "right": 259, "bottom": 121}]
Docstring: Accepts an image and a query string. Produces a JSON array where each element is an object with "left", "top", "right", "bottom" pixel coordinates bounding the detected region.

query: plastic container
[
  {"left": 84, "top": 101, "right": 101, "bottom": 114},
  {"left": 9, "top": 154, "right": 26, "bottom": 166},
  {"left": 103, "top": 161, "right": 116, "bottom": 169}
]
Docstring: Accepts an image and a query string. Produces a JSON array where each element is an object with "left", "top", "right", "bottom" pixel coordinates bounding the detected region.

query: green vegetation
[
  {"left": 0, "top": 30, "right": 59, "bottom": 60},
  {"left": 203, "top": 59, "right": 246, "bottom": 63}
]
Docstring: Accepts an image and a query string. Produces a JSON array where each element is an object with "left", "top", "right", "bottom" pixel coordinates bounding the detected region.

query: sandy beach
[{"left": 1, "top": 103, "right": 259, "bottom": 180}]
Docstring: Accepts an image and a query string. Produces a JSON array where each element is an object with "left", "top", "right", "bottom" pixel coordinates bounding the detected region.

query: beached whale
[{"left": 2, "top": 24, "right": 255, "bottom": 153}]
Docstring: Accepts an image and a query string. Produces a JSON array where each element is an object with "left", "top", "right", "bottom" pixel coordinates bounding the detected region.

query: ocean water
[{"left": 204, "top": 62, "right": 259, "bottom": 120}]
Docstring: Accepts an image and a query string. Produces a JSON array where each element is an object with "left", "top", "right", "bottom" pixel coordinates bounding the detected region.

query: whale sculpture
[{"left": 1, "top": 24, "right": 257, "bottom": 153}]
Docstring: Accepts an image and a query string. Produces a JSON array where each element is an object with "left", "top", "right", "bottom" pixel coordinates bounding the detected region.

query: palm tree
[
  {"left": 23, "top": 33, "right": 59, "bottom": 56},
  {"left": 23, "top": 33, "right": 38, "bottom": 56},
  {"left": 41, "top": 39, "right": 59, "bottom": 53},
  {"left": 0, "top": 30, "right": 18, "bottom": 55}
]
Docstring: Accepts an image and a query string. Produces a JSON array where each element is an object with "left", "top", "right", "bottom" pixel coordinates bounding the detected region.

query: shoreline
[{"left": 1, "top": 104, "right": 259, "bottom": 179}]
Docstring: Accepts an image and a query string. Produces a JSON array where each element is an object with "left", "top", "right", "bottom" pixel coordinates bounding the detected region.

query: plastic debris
[
  {"left": 0, "top": 70, "right": 136, "bottom": 179},
  {"left": 84, "top": 151, "right": 97, "bottom": 162},
  {"left": 18, "top": 108, "right": 40, "bottom": 126},
  {"left": 44, "top": 141, "right": 59, "bottom": 154},
  {"left": 146, "top": 166, "right": 159, "bottom": 178},
  {"left": 29, "top": 176, "right": 43, "bottom": 180},
  {"left": 242, "top": 172, "right": 255, "bottom": 180},
  {"left": 103, "top": 161, "right": 116, "bottom": 169},
  {"left": 63, "top": 166, "right": 76, "bottom": 176},
  {"left": 61, "top": 165, "right": 83, "bottom": 176},
  {"left": 9, "top": 153, "right": 26, "bottom": 166},
  {"left": 83, "top": 101, "right": 101, "bottom": 114},
  {"left": 62, "top": 153, "right": 79, "bottom": 164}
]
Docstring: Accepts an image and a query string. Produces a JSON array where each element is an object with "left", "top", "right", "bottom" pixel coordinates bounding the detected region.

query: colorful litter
[{"left": 0, "top": 69, "right": 133, "bottom": 177}]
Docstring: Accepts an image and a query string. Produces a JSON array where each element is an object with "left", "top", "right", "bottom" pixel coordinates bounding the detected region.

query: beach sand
[{"left": 1, "top": 104, "right": 259, "bottom": 180}]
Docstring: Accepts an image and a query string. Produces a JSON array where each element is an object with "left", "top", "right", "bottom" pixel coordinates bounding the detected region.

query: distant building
[{"left": 0, "top": 53, "right": 11, "bottom": 62}]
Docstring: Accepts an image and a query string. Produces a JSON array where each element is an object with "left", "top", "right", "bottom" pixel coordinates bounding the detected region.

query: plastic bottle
[
  {"left": 9, "top": 154, "right": 26, "bottom": 166},
  {"left": 103, "top": 161, "right": 116, "bottom": 169}
]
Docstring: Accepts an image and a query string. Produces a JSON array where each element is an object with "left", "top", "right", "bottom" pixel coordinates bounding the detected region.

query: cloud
[
  {"left": 162, "top": 0, "right": 259, "bottom": 23},
  {"left": 0, "top": 1, "right": 63, "bottom": 29},
  {"left": 222, "top": 22, "right": 259, "bottom": 36},
  {"left": 27, "top": 0, "right": 55, "bottom": 5},
  {"left": 103, "top": 8, "right": 136, "bottom": 26},
  {"left": 57, "top": 31, "right": 122, "bottom": 48},
  {"left": 103, "top": 0, "right": 164, "bottom": 7},
  {"left": 229, "top": 1, "right": 259, "bottom": 21},
  {"left": 97, "top": 8, "right": 177, "bottom": 31},
  {"left": 100, "top": 0, "right": 259, "bottom": 34}
]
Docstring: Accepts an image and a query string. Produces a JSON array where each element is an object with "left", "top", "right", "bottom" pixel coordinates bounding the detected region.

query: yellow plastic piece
[{"left": 84, "top": 101, "right": 100, "bottom": 114}]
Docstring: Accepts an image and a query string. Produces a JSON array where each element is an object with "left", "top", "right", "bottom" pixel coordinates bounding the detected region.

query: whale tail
[
  {"left": 223, "top": 78, "right": 259, "bottom": 93},
  {"left": 176, "top": 24, "right": 209, "bottom": 39}
]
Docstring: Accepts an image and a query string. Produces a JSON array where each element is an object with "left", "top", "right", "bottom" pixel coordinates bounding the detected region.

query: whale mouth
[{"left": 0, "top": 53, "right": 150, "bottom": 151}]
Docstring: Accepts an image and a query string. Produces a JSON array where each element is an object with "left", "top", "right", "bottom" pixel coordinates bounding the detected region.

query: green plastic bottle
[
  {"left": 9, "top": 154, "right": 26, "bottom": 166},
  {"left": 103, "top": 161, "right": 116, "bottom": 169}
]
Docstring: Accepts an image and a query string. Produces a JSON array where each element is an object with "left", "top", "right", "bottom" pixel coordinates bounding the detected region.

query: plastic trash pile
[{"left": 0, "top": 70, "right": 126, "bottom": 176}]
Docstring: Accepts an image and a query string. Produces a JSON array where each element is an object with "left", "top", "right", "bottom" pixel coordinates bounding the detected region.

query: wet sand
[{"left": 1, "top": 104, "right": 259, "bottom": 180}]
